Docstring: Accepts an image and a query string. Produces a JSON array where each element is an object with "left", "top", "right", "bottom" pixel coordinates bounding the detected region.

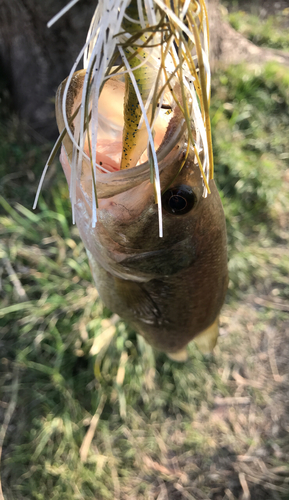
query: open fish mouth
[{"left": 55, "top": 68, "right": 188, "bottom": 202}]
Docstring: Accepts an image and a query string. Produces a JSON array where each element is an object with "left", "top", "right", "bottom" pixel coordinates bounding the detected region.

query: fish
[
  {"left": 38, "top": 0, "right": 228, "bottom": 360},
  {"left": 55, "top": 68, "right": 228, "bottom": 360}
]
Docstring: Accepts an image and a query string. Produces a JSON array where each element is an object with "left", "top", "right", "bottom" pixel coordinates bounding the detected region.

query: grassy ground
[
  {"left": 1, "top": 27, "right": 289, "bottom": 500},
  {"left": 223, "top": 0, "right": 289, "bottom": 51}
]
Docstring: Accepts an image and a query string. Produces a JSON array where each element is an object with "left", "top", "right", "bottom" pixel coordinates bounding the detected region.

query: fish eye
[{"left": 162, "top": 185, "right": 197, "bottom": 215}]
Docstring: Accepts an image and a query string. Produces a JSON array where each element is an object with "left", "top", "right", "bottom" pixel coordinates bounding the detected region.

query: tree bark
[{"left": 0, "top": 0, "right": 95, "bottom": 138}]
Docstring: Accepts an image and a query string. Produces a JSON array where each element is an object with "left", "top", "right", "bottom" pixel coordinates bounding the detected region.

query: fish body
[
  {"left": 56, "top": 71, "right": 228, "bottom": 356},
  {"left": 85, "top": 175, "right": 228, "bottom": 355}
]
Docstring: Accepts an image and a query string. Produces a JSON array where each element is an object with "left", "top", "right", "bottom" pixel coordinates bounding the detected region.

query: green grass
[
  {"left": 223, "top": 4, "right": 289, "bottom": 52},
  {"left": 212, "top": 62, "right": 289, "bottom": 295},
  {"left": 228, "top": 11, "right": 289, "bottom": 51},
  {"left": 1, "top": 62, "right": 289, "bottom": 499}
]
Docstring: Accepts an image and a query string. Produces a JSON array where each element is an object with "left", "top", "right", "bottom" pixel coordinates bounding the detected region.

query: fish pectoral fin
[
  {"left": 167, "top": 348, "right": 188, "bottom": 362},
  {"left": 193, "top": 316, "right": 219, "bottom": 354},
  {"left": 114, "top": 277, "right": 161, "bottom": 322}
]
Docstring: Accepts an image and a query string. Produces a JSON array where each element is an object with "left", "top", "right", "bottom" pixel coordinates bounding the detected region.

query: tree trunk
[
  {"left": 207, "top": 0, "right": 289, "bottom": 70},
  {"left": 0, "top": 0, "right": 288, "bottom": 139},
  {"left": 0, "top": 0, "right": 95, "bottom": 138}
]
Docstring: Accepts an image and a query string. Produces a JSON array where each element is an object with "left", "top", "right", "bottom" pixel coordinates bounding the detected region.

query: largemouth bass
[
  {"left": 55, "top": 69, "right": 228, "bottom": 359},
  {"left": 37, "top": 0, "right": 228, "bottom": 360}
]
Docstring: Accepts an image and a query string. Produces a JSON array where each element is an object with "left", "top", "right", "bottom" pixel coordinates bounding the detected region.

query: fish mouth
[{"left": 55, "top": 69, "right": 188, "bottom": 201}]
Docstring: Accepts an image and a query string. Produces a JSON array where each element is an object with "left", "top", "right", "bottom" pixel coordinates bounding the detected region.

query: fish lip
[
  {"left": 77, "top": 126, "right": 188, "bottom": 201},
  {"left": 81, "top": 117, "right": 187, "bottom": 200}
]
